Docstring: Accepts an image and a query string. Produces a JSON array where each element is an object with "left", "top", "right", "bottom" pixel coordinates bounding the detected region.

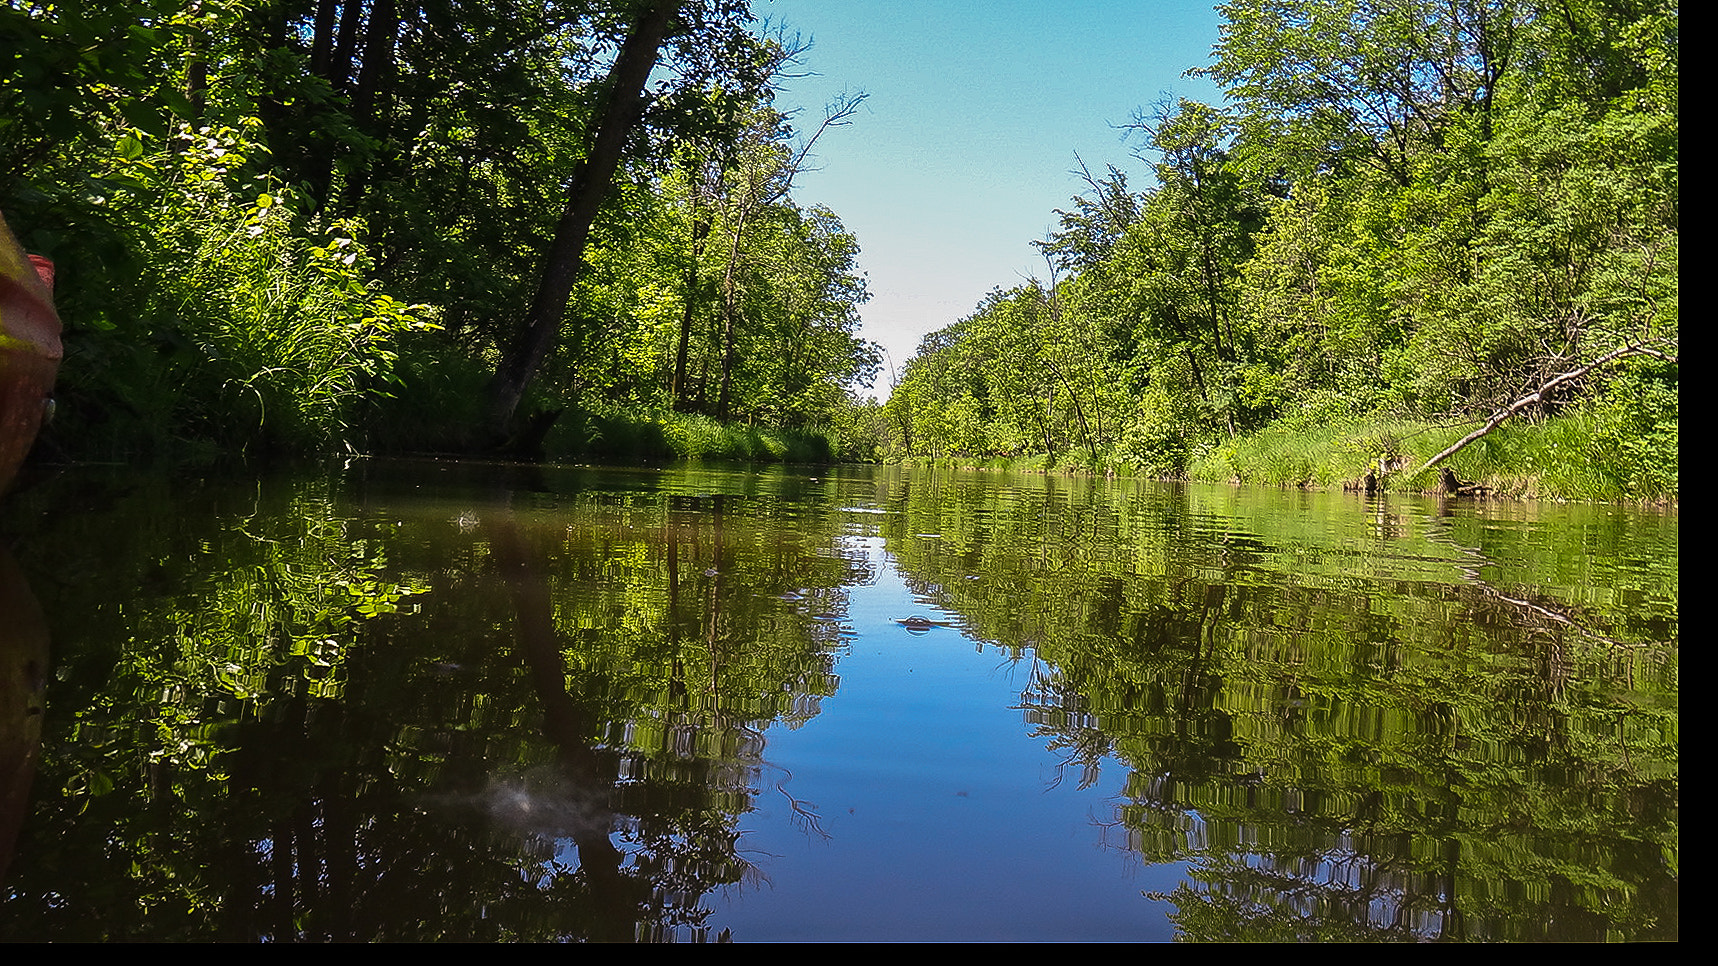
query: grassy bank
[
  {"left": 541, "top": 408, "right": 839, "bottom": 465},
  {"left": 1186, "top": 411, "right": 1678, "bottom": 503},
  {"left": 872, "top": 408, "right": 1677, "bottom": 505}
]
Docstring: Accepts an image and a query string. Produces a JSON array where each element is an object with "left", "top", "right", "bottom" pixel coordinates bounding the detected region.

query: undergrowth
[
  {"left": 1186, "top": 406, "right": 1677, "bottom": 502},
  {"left": 544, "top": 409, "right": 836, "bottom": 464}
]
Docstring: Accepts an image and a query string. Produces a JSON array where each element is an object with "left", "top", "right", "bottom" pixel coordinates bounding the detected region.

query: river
[{"left": 0, "top": 460, "right": 1679, "bottom": 941}]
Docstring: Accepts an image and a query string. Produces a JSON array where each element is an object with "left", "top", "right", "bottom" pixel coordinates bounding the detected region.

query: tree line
[
  {"left": 877, "top": 0, "right": 1676, "bottom": 499},
  {"left": 1, "top": 0, "right": 881, "bottom": 460}
]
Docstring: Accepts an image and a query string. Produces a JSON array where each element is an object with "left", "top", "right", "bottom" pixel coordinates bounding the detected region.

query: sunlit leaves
[
  {"left": 565, "top": 115, "right": 877, "bottom": 429},
  {"left": 889, "top": 1, "right": 1674, "bottom": 496},
  {"left": 81, "top": 120, "right": 442, "bottom": 452}
]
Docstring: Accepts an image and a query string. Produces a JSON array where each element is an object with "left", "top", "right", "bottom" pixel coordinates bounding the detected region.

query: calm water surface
[{"left": 0, "top": 461, "right": 1679, "bottom": 940}]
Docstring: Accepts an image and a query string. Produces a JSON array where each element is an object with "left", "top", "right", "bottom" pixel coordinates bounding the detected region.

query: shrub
[{"left": 72, "top": 122, "right": 438, "bottom": 457}]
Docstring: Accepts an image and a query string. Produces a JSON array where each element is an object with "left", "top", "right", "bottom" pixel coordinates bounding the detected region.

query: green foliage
[
  {"left": 61, "top": 122, "right": 437, "bottom": 456},
  {"left": 823, "top": 395, "right": 892, "bottom": 462},
  {"left": 1112, "top": 421, "right": 1191, "bottom": 479},
  {"left": 0, "top": 0, "right": 206, "bottom": 181},
  {"left": 615, "top": 106, "right": 881, "bottom": 428},
  {"left": 1186, "top": 408, "right": 1677, "bottom": 501},
  {"left": 4, "top": 1, "right": 875, "bottom": 463},
  {"left": 885, "top": 1, "right": 1676, "bottom": 500},
  {"left": 1585, "top": 361, "right": 1678, "bottom": 497},
  {"left": 1192, "top": 417, "right": 1412, "bottom": 488},
  {"left": 527, "top": 406, "right": 838, "bottom": 464}
]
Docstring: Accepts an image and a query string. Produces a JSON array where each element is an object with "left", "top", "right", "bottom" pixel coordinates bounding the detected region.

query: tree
[
  {"left": 1202, "top": 0, "right": 1526, "bottom": 183},
  {"left": 5, "top": 0, "right": 889, "bottom": 461},
  {"left": 0, "top": 0, "right": 197, "bottom": 193},
  {"left": 485, "top": 1, "right": 689, "bottom": 444},
  {"left": 1036, "top": 158, "right": 1140, "bottom": 275},
  {"left": 707, "top": 95, "right": 866, "bottom": 421},
  {"left": 1087, "top": 100, "right": 1273, "bottom": 440}
]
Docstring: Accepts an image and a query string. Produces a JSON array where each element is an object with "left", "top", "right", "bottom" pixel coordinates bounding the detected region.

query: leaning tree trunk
[
  {"left": 484, "top": 2, "right": 684, "bottom": 444},
  {"left": 1412, "top": 342, "right": 1678, "bottom": 476}
]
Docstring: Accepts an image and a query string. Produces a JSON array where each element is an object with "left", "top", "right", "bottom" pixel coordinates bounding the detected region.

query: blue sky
[{"left": 755, "top": 0, "right": 1226, "bottom": 392}]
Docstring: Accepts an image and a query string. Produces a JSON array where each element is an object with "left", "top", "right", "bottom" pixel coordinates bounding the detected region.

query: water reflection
[
  {"left": 877, "top": 471, "right": 1677, "bottom": 941},
  {"left": 0, "top": 462, "right": 1677, "bottom": 941}
]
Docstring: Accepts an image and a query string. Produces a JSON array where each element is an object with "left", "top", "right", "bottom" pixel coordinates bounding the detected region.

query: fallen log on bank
[{"left": 1412, "top": 342, "right": 1677, "bottom": 477}]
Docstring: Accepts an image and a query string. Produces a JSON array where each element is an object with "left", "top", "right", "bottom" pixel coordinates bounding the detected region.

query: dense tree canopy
[
  {"left": 1, "top": 0, "right": 880, "bottom": 459},
  {"left": 886, "top": 0, "right": 1676, "bottom": 499}
]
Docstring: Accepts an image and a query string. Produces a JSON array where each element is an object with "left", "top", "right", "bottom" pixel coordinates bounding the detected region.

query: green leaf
[
  {"left": 154, "top": 85, "right": 194, "bottom": 120},
  {"left": 118, "top": 100, "right": 167, "bottom": 137}
]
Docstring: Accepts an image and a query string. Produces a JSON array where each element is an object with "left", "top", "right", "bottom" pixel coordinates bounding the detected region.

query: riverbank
[
  {"left": 1187, "top": 412, "right": 1677, "bottom": 504},
  {"left": 878, "top": 409, "right": 1678, "bottom": 506},
  {"left": 543, "top": 408, "right": 840, "bottom": 465},
  {"left": 23, "top": 392, "right": 1675, "bottom": 506}
]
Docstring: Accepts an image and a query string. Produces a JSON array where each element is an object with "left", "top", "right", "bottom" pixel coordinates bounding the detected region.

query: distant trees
[
  {"left": 887, "top": 0, "right": 1676, "bottom": 495},
  {"left": 557, "top": 98, "right": 878, "bottom": 430}
]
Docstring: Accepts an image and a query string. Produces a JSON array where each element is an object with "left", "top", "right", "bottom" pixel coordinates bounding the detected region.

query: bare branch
[
  {"left": 1414, "top": 340, "right": 1677, "bottom": 475},
  {"left": 782, "top": 90, "right": 867, "bottom": 188}
]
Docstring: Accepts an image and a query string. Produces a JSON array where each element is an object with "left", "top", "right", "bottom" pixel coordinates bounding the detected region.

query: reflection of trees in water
[
  {"left": 1151, "top": 846, "right": 1462, "bottom": 942},
  {"left": 880, "top": 474, "right": 1678, "bottom": 941},
  {"left": 0, "top": 469, "right": 869, "bottom": 941}
]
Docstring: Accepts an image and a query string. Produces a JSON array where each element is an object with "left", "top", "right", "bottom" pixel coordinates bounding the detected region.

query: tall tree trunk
[
  {"left": 671, "top": 255, "right": 699, "bottom": 409},
  {"left": 484, "top": 2, "right": 684, "bottom": 442},
  {"left": 337, "top": 0, "right": 401, "bottom": 214},
  {"left": 714, "top": 204, "right": 751, "bottom": 421},
  {"left": 704, "top": 94, "right": 863, "bottom": 424},
  {"left": 348, "top": 0, "right": 398, "bottom": 137},
  {"left": 671, "top": 204, "right": 711, "bottom": 411},
  {"left": 330, "top": 0, "right": 366, "bottom": 92},
  {"left": 309, "top": 0, "right": 339, "bottom": 78}
]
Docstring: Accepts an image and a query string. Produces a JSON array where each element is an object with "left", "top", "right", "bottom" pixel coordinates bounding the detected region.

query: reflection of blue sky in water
[{"left": 716, "top": 535, "right": 1186, "bottom": 941}]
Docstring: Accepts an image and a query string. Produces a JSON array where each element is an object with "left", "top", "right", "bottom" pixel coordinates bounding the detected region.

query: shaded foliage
[{"left": 1, "top": 0, "right": 878, "bottom": 461}]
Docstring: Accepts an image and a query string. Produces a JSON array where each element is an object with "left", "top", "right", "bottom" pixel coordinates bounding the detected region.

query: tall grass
[
  {"left": 1187, "top": 409, "right": 1677, "bottom": 501},
  {"left": 47, "top": 123, "right": 436, "bottom": 461},
  {"left": 167, "top": 204, "right": 434, "bottom": 455},
  {"left": 528, "top": 408, "right": 837, "bottom": 464}
]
